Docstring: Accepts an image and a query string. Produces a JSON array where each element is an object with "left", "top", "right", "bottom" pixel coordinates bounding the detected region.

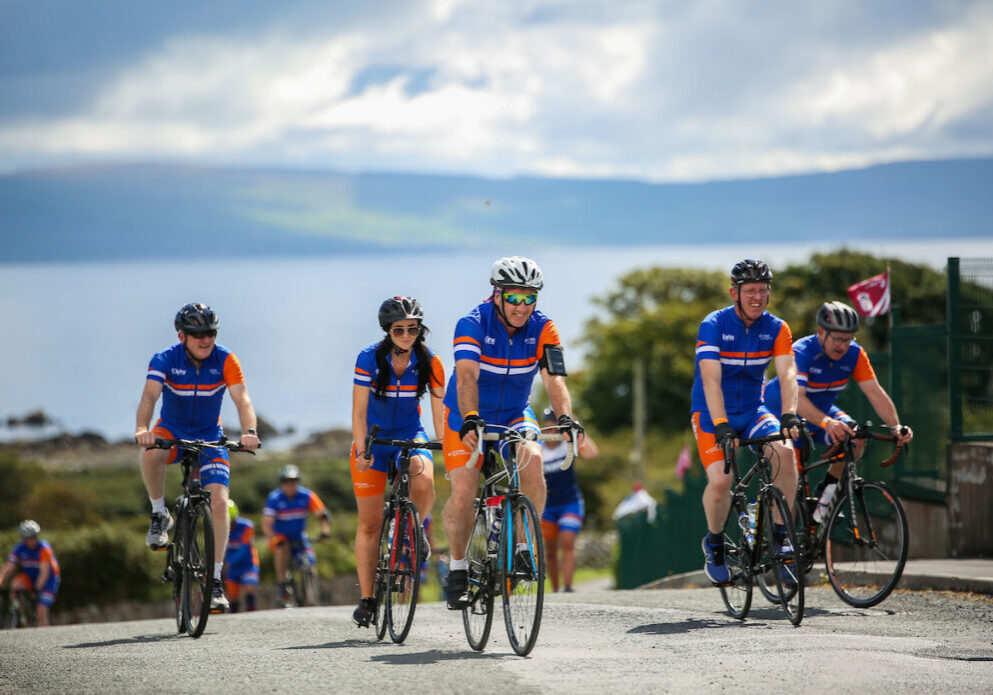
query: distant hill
[{"left": 1, "top": 158, "right": 991, "bottom": 262}]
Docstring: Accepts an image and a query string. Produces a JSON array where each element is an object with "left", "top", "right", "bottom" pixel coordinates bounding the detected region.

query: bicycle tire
[
  {"left": 500, "top": 495, "right": 545, "bottom": 656},
  {"left": 387, "top": 501, "right": 421, "bottom": 643},
  {"left": 719, "top": 499, "right": 753, "bottom": 620},
  {"left": 373, "top": 509, "right": 390, "bottom": 640},
  {"left": 756, "top": 493, "right": 816, "bottom": 605},
  {"left": 760, "top": 486, "right": 804, "bottom": 625},
  {"left": 171, "top": 517, "right": 185, "bottom": 633},
  {"left": 825, "top": 480, "right": 908, "bottom": 608},
  {"left": 462, "top": 506, "right": 494, "bottom": 651},
  {"left": 183, "top": 500, "right": 214, "bottom": 638}
]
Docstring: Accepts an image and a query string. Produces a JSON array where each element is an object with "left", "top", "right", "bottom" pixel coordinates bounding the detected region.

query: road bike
[
  {"left": 719, "top": 431, "right": 806, "bottom": 626},
  {"left": 150, "top": 436, "right": 254, "bottom": 638},
  {"left": 0, "top": 589, "right": 36, "bottom": 629},
  {"left": 461, "top": 423, "right": 578, "bottom": 656},
  {"left": 757, "top": 422, "right": 910, "bottom": 608},
  {"left": 364, "top": 427, "right": 442, "bottom": 643},
  {"left": 279, "top": 536, "right": 326, "bottom": 608}
]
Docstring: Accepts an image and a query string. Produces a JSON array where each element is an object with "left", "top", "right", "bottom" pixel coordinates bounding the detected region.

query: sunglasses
[
  {"left": 186, "top": 330, "right": 217, "bottom": 339},
  {"left": 502, "top": 291, "right": 538, "bottom": 306},
  {"left": 390, "top": 325, "right": 420, "bottom": 337}
]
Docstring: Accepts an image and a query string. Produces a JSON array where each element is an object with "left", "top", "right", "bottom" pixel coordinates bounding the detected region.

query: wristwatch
[{"left": 245, "top": 428, "right": 258, "bottom": 436}]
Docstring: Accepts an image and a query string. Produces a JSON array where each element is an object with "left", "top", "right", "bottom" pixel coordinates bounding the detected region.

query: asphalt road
[{"left": 2, "top": 586, "right": 991, "bottom": 694}]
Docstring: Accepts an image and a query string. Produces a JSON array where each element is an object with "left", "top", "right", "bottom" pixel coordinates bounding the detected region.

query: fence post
[
  {"left": 947, "top": 257, "right": 962, "bottom": 441},
  {"left": 889, "top": 305, "right": 902, "bottom": 415}
]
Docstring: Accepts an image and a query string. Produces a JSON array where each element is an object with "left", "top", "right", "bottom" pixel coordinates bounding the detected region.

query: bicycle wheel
[
  {"left": 501, "top": 495, "right": 545, "bottom": 656},
  {"left": 825, "top": 480, "right": 908, "bottom": 608},
  {"left": 183, "top": 500, "right": 215, "bottom": 638},
  {"left": 757, "top": 492, "right": 815, "bottom": 605},
  {"left": 759, "top": 486, "right": 804, "bottom": 625},
  {"left": 170, "top": 519, "right": 185, "bottom": 633},
  {"left": 719, "top": 500, "right": 753, "bottom": 620},
  {"left": 373, "top": 511, "right": 390, "bottom": 641},
  {"left": 462, "top": 506, "right": 494, "bottom": 651},
  {"left": 387, "top": 502, "right": 422, "bottom": 643}
]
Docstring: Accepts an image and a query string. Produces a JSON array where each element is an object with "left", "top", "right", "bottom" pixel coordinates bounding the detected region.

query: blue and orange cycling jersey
[
  {"left": 7, "top": 540, "right": 60, "bottom": 583},
  {"left": 443, "top": 300, "right": 561, "bottom": 428},
  {"left": 542, "top": 441, "right": 582, "bottom": 507},
  {"left": 263, "top": 487, "right": 328, "bottom": 539},
  {"left": 690, "top": 306, "right": 794, "bottom": 416},
  {"left": 225, "top": 517, "right": 259, "bottom": 570},
  {"left": 145, "top": 343, "right": 245, "bottom": 436},
  {"left": 764, "top": 333, "right": 876, "bottom": 416},
  {"left": 353, "top": 342, "right": 445, "bottom": 435}
]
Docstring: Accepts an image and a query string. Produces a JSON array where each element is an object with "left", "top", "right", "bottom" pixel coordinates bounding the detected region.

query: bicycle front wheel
[
  {"left": 759, "top": 486, "right": 804, "bottom": 625},
  {"left": 387, "top": 502, "right": 422, "bottom": 643},
  {"left": 373, "top": 511, "right": 390, "bottom": 641},
  {"left": 168, "top": 531, "right": 184, "bottom": 634},
  {"left": 293, "top": 561, "right": 321, "bottom": 607},
  {"left": 719, "top": 500, "right": 753, "bottom": 620},
  {"left": 825, "top": 480, "right": 908, "bottom": 608},
  {"left": 462, "top": 506, "right": 494, "bottom": 651},
  {"left": 183, "top": 500, "right": 215, "bottom": 638},
  {"left": 500, "top": 495, "right": 545, "bottom": 656}
]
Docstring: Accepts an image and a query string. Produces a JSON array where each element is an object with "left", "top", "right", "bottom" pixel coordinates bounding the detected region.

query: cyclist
[
  {"left": 442, "top": 256, "right": 584, "bottom": 609},
  {"left": 690, "top": 259, "right": 802, "bottom": 585},
  {"left": 350, "top": 296, "right": 445, "bottom": 627},
  {"left": 540, "top": 407, "right": 599, "bottom": 593},
  {"left": 134, "top": 302, "right": 260, "bottom": 613},
  {"left": 224, "top": 499, "right": 260, "bottom": 613},
  {"left": 763, "top": 300, "right": 914, "bottom": 518},
  {"left": 0, "top": 520, "right": 60, "bottom": 627},
  {"left": 262, "top": 464, "right": 332, "bottom": 606}
]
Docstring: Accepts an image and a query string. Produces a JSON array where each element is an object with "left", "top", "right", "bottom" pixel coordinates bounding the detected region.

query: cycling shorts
[
  {"left": 349, "top": 429, "right": 435, "bottom": 498},
  {"left": 13, "top": 572, "right": 60, "bottom": 607},
  {"left": 269, "top": 534, "right": 316, "bottom": 567},
  {"left": 225, "top": 561, "right": 260, "bottom": 590},
  {"left": 690, "top": 407, "right": 782, "bottom": 469},
  {"left": 541, "top": 499, "right": 585, "bottom": 540},
  {"left": 442, "top": 405, "right": 540, "bottom": 472},
  {"left": 152, "top": 420, "right": 230, "bottom": 488}
]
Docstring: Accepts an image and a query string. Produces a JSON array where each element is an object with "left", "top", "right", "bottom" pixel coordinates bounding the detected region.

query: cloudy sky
[{"left": 2, "top": 0, "right": 992, "bottom": 182}]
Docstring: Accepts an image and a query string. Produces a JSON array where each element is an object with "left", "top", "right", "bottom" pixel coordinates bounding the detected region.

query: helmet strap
[{"left": 492, "top": 287, "right": 519, "bottom": 334}]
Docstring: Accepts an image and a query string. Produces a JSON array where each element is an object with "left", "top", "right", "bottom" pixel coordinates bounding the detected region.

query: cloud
[{"left": 0, "top": 1, "right": 991, "bottom": 181}]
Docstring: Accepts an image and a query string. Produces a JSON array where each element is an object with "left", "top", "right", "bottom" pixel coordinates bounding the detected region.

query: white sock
[
  {"left": 150, "top": 498, "right": 168, "bottom": 516},
  {"left": 450, "top": 558, "right": 468, "bottom": 571},
  {"left": 214, "top": 562, "right": 224, "bottom": 582}
]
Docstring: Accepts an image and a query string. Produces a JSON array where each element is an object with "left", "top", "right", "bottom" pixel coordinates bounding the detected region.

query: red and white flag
[
  {"left": 674, "top": 443, "right": 692, "bottom": 480},
  {"left": 847, "top": 270, "right": 890, "bottom": 317}
]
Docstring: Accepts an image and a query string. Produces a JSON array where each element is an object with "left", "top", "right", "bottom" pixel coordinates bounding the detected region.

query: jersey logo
[
  {"left": 171, "top": 368, "right": 187, "bottom": 375},
  {"left": 210, "top": 368, "right": 220, "bottom": 375},
  {"left": 760, "top": 333, "right": 773, "bottom": 340},
  {"left": 722, "top": 334, "right": 735, "bottom": 341},
  {"left": 484, "top": 336, "right": 496, "bottom": 344},
  {"left": 525, "top": 337, "right": 537, "bottom": 344}
]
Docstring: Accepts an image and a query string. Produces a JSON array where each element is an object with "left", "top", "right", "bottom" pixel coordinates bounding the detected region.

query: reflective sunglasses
[
  {"left": 501, "top": 291, "right": 538, "bottom": 306},
  {"left": 390, "top": 325, "right": 420, "bottom": 337},
  {"left": 186, "top": 329, "right": 217, "bottom": 339}
]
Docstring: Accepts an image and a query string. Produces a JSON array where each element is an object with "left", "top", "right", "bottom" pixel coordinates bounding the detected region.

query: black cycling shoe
[
  {"left": 352, "top": 597, "right": 376, "bottom": 627},
  {"left": 445, "top": 569, "right": 469, "bottom": 609}
]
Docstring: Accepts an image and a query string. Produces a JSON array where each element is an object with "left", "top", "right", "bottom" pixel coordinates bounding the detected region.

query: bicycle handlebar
[
  {"left": 818, "top": 422, "right": 908, "bottom": 468},
  {"left": 361, "top": 425, "right": 443, "bottom": 461},
  {"left": 148, "top": 436, "right": 258, "bottom": 455},
  {"left": 722, "top": 430, "right": 793, "bottom": 475},
  {"left": 465, "top": 425, "right": 578, "bottom": 470}
]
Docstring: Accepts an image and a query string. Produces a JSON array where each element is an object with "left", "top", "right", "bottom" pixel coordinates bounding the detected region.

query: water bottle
[
  {"left": 813, "top": 483, "right": 838, "bottom": 524},
  {"left": 746, "top": 501, "right": 757, "bottom": 548},
  {"left": 487, "top": 512, "right": 502, "bottom": 554}
]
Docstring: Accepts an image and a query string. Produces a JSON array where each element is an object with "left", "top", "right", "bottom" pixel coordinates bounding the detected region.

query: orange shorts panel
[
  {"left": 442, "top": 409, "right": 477, "bottom": 472},
  {"left": 349, "top": 442, "right": 387, "bottom": 498},
  {"left": 690, "top": 411, "right": 725, "bottom": 469}
]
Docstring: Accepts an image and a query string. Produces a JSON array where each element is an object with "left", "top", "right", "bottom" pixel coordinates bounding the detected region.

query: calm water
[{"left": 1, "top": 238, "right": 988, "bottom": 442}]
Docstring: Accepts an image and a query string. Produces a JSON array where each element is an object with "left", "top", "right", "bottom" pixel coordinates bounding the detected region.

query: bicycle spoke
[
  {"left": 387, "top": 503, "right": 421, "bottom": 643},
  {"left": 719, "top": 501, "right": 753, "bottom": 620},
  {"left": 501, "top": 496, "right": 544, "bottom": 656},
  {"left": 462, "top": 507, "right": 494, "bottom": 651},
  {"left": 183, "top": 500, "right": 214, "bottom": 638}
]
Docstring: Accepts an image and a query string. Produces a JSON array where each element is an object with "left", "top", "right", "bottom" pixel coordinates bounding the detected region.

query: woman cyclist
[{"left": 350, "top": 296, "right": 445, "bottom": 627}]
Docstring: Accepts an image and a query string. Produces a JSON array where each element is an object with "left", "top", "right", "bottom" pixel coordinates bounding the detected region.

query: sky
[{"left": 1, "top": 1, "right": 992, "bottom": 183}]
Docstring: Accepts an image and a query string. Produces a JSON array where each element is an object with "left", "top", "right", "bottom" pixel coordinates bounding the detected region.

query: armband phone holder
[{"left": 542, "top": 345, "right": 568, "bottom": 376}]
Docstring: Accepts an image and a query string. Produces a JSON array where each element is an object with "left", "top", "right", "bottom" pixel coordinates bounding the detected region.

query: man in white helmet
[{"left": 441, "top": 256, "right": 584, "bottom": 609}]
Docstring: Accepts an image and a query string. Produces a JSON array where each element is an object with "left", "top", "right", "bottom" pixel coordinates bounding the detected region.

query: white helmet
[
  {"left": 490, "top": 256, "right": 544, "bottom": 290},
  {"left": 19, "top": 520, "right": 40, "bottom": 538}
]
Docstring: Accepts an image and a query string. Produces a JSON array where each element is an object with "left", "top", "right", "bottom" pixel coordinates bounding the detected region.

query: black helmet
[
  {"left": 174, "top": 302, "right": 219, "bottom": 334},
  {"left": 730, "top": 259, "right": 772, "bottom": 286},
  {"left": 378, "top": 296, "right": 424, "bottom": 331},
  {"left": 816, "top": 301, "right": 860, "bottom": 332}
]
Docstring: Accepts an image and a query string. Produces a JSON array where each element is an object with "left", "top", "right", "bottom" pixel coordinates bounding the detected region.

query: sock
[
  {"left": 450, "top": 557, "right": 468, "bottom": 571},
  {"left": 706, "top": 531, "right": 723, "bottom": 546},
  {"left": 214, "top": 562, "right": 223, "bottom": 582},
  {"left": 245, "top": 593, "right": 257, "bottom": 612},
  {"left": 150, "top": 498, "right": 168, "bottom": 516}
]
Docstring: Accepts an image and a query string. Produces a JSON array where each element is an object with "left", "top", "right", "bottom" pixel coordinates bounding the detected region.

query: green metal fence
[{"left": 948, "top": 257, "right": 993, "bottom": 441}]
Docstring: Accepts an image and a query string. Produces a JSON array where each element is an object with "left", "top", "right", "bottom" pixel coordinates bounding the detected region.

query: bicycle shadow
[
  {"left": 281, "top": 638, "right": 382, "bottom": 650},
  {"left": 65, "top": 633, "right": 182, "bottom": 649},
  {"left": 371, "top": 648, "right": 510, "bottom": 664},
  {"left": 629, "top": 617, "right": 761, "bottom": 635}
]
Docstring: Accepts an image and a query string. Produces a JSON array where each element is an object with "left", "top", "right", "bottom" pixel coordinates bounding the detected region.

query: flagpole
[{"left": 886, "top": 261, "right": 892, "bottom": 332}]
